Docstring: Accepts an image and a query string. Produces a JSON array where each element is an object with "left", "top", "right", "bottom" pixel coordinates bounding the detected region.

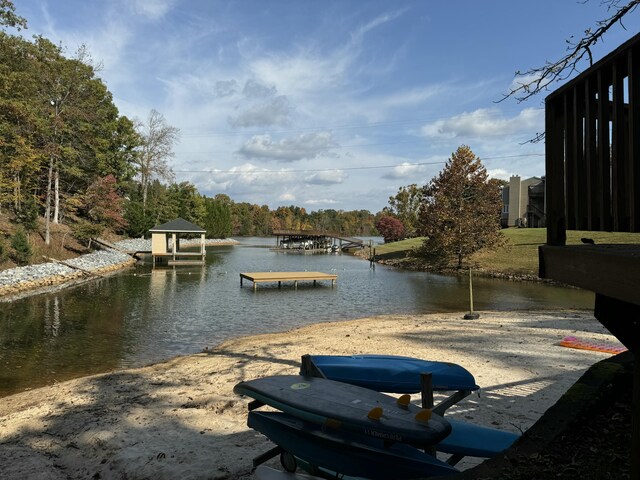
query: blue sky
[{"left": 12, "top": 1, "right": 640, "bottom": 212}]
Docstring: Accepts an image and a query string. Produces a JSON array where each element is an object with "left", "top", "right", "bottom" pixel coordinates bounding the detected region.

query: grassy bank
[{"left": 371, "top": 228, "right": 640, "bottom": 278}]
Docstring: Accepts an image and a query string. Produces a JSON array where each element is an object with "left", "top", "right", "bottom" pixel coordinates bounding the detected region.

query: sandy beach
[{"left": 0, "top": 310, "right": 622, "bottom": 479}]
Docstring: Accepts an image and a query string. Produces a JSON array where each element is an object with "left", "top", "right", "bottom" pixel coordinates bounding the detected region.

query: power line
[{"left": 175, "top": 161, "right": 445, "bottom": 175}]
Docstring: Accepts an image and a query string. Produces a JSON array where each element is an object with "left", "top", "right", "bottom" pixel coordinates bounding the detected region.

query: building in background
[{"left": 501, "top": 175, "right": 546, "bottom": 228}]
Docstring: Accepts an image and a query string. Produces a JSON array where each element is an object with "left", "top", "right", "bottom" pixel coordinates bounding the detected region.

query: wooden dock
[{"left": 240, "top": 271, "right": 337, "bottom": 291}]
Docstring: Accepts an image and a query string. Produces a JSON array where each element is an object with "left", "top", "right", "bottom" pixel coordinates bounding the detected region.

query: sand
[{"left": 0, "top": 310, "right": 621, "bottom": 479}]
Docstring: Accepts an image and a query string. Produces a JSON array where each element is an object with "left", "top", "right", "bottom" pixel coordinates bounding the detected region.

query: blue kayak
[
  {"left": 248, "top": 411, "right": 459, "bottom": 479},
  {"left": 304, "top": 354, "right": 480, "bottom": 393},
  {"left": 234, "top": 375, "right": 452, "bottom": 448},
  {"left": 438, "top": 418, "right": 520, "bottom": 458}
]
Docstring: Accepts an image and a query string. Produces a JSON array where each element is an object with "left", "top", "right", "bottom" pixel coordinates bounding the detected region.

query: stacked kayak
[{"left": 234, "top": 355, "right": 519, "bottom": 479}]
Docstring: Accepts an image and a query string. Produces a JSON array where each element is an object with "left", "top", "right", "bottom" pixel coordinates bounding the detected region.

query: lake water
[{"left": 0, "top": 237, "right": 593, "bottom": 397}]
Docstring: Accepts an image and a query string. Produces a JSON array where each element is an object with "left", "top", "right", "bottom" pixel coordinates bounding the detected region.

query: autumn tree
[
  {"left": 83, "top": 174, "right": 127, "bottom": 231},
  {"left": 134, "top": 109, "right": 179, "bottom": 210},
  {"left": 418, "top": 145, "right": 503, "bottom": 269},
  {"left": 375, "top": 215, "right": 405, "bottom": 243}
]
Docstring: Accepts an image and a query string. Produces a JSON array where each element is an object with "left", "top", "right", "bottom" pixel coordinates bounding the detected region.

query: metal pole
[
  {"left": 469, "top": 268, "right": 474, "bottom": 313},
  {"left": 464, "top": 268, "right": 479, "bottom": 319}
]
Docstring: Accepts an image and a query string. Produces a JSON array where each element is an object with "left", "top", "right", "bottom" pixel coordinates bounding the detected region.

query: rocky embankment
[
  {"left": 0, "top": 238, "right": 238, "bottom": 300},
  {"left": 0, "top": 250, "right": 135, "bottom": 300}
]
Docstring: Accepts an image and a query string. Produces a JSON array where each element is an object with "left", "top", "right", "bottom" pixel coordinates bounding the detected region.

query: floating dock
[{"left": 240, "top": 272, "right": 337, "bottom": 291}]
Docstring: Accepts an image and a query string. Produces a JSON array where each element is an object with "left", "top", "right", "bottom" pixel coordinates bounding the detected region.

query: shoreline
[
  {"left": 0, "top": 310, "right": 622, "bottom": 479},
  {"left": 0, "top": 238, "right": 239, "bottom": 301}
]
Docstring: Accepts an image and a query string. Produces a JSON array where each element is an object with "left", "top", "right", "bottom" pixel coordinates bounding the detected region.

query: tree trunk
[
  {"left": 53, "top": 168, "right": 59, "bottom": 224},
  {"left": 44, "top": 156, "right": 53, "bottom": 245},
  {"left": 142, "top": 178, "right": 148, "bottom": 211}
]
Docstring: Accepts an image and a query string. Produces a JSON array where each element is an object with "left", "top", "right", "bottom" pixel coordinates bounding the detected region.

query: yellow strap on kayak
[
  {"left": 367, "top": 406, "right": 384, "bottom": 420},
  {"left": 396, "top": 394, "right": 411, "bottom": 409},
  {"left": 415, "top": 408, "right": 432, "bottom": 423}
]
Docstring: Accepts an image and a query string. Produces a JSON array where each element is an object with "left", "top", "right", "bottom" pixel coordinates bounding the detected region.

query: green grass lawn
[{"left": 375, "top": 228, "right": 640, "bottom": 276}]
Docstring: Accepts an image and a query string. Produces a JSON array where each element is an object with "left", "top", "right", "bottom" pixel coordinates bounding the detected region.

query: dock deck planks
[{"left": 240, "top": 271, "right": 337, "bottom": 290}]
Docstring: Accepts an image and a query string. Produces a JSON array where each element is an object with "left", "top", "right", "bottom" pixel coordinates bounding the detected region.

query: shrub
[
  {"left": 16, "top": 195, "right": 39, "bottom": 232},
  {"left": 72, "top": 221, "right": 104, "bottom": 248},
  {"left": 0, "top": 236, "right": 7, "bottom": 262},
  {"left": 11, "top": 228, "right": 32, "bottom": 265}
]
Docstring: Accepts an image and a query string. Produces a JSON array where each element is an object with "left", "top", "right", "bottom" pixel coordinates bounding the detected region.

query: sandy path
[{"left": 0, "top": 310, "right": 620, "bottom": 479}]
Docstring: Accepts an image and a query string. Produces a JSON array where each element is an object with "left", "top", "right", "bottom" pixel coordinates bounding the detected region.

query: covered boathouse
[{"left": 149, "top": 218, "right": 206, "bottom": 266}]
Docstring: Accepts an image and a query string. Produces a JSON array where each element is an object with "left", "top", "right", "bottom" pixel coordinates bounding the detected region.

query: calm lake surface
[{"left": 0, "top": 237, "right": 593, "bottom": 397}]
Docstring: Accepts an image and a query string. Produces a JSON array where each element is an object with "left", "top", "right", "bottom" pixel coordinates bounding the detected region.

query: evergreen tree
[
  {"left": 418, "top": 145, "right": 503, "bottom": 269},
  {"left": 203, "top": 196, "right": 232, "bottom": 238},
  {"left": 10, "top": 227, "right": 31, "bottom": 265},
  {"left": 15, "top": 194, "right": 38, "bottom": 232},
  {"left": 0, "top": 235, "right": 6, "bottom": 262}
]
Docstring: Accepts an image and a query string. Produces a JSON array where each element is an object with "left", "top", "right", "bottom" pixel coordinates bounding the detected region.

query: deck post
[
  {"left": 294, "top": 280, "right": 298, "bottom": 290},
  {"left": 420, "top": 372, "right": 435, "bottom": 456}
]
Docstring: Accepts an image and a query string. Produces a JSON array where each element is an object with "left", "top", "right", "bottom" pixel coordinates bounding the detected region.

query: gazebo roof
[{"left": 149, "top": 218, "right": 206, "bottom": 234}]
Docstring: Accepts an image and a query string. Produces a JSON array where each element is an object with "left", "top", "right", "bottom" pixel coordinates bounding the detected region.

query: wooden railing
[{"left": 545, "top": 32, "right": 640, "bottom": 245}]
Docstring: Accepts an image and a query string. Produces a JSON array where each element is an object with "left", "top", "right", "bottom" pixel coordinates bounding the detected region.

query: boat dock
[
  {"left": 273, "top": 230, "right": 364, "bottom": 252},
  {"left": 240, "top": 271, "right": 337, "bottom": 291}
]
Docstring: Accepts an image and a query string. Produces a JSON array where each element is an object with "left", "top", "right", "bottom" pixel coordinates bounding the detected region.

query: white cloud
[
  {"left": 305, "top": 170, "right": 347, "bottom": 185},
  {"left": 507, "top": 72, "right": 543, "bottom": 94},
  {"left": 228, "top": 96, "right": 291, "bottom": 127},
  {"left": 238, "top": 132, "right": 336, "bottom": 162},
  {"left": 214, "top": 80, "right": 238, "bottom": 98},
  {"left": 242, "top": 79, "right": 277, "bottom": 98},
  {"left": 128, "top": 0, "right": 176, "bottom": 21},
  {"left": 487, "top": 168, "right": 514, "bottom": 181},
  {"left": 210, "top": 164, "right": 296, "bottom": 187},
  {"left": 382, "top": 162, "right": 427, "bottom": 180},
  {"left": 304, "top": 198, "right": 339, "bottom": 206},
  {"left": 352, "top": 9, "right": 408, "bottom": 40},
  {"left": 421, "top": 108, "right": 543, "bottom": 138},
  {"left": 279, "top": 192, "right": 296, "bottom": 202},
  {"left": 376, "top": 85, "right": 446, "bottom": 110}
]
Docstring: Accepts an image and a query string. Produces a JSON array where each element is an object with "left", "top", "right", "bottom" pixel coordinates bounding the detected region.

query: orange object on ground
[{"left": 559, "top": 336, "right": 627, "bottom": 354}]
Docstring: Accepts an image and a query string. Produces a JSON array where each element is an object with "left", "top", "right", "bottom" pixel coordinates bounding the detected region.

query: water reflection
[{"left": 0, "top": 238, "right": 594, "bottom": 397}]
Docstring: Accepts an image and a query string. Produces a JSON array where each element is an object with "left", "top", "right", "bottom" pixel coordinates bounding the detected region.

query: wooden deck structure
[
  {"left": 540, "top": 32, "right": 640, "bottom": 479},
  {"left": 149, "top": 218, "right": 207, "bottom": 266},
  {"left": 240, "top": 271, "right": 337, "bottom": 291}
]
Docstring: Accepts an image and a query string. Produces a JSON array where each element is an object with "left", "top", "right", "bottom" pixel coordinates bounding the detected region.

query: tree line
[
  {"left": 1, "top": 1, "right": 502, "bottom": 271},
  {"left": 0, "top": 3, "right": 379, "bottom": 257}
]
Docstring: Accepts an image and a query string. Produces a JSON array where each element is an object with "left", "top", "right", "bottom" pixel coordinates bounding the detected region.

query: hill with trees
[{"left": 0, "top": 2, "right": 380, "bottom": 270}]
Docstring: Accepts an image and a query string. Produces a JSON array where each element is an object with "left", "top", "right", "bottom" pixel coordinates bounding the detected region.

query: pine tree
[
  {"left": 10, "top": 227, "right": 32, "bottom": 265},
  {"left": 418, "top": 145, "right": 503, "bottom": 269}
]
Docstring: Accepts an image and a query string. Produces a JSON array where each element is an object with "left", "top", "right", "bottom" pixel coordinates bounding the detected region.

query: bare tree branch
[{"left": 500, "top": 0, "right": 639, "bottom": 103}]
